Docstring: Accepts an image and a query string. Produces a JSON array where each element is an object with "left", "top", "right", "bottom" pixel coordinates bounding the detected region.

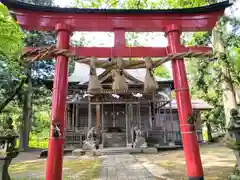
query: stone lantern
[
  {"left": 0, "top": 117, "right": 19, "bottom": 180},
  {"left": 223, "top": 108, "right": 240, "bottom": 179}
]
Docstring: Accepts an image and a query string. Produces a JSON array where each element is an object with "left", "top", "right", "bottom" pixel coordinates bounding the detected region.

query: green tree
[
  {"left": 0, "top": 3, "right": 24, "bottom": 57},
  {"left": 162, "top": 0, "right": 240, "bottom": 132},
  {"left": 212, "top": 17, "right": 240, "bottom": 127},
  {"left": 18, "top": 0, "right": 54, "bottom": 6},
  {"left": 0, "top": 3, "right": 24, "bottom": 114},
  {"left": 154, "top": 66, "right": 170, "bottom": 78},
  {"left": 186, "top": 15, "right": 240, "bottom": 131},
  {"left": 17, "top": 0, "right": 85, "bottom": 150},
  {"left": 17, "top": 0, "right": 56, "bottom": 151}
]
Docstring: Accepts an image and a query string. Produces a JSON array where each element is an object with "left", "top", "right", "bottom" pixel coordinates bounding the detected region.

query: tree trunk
[
  {"left": 0, "top": 78, "right": 26, "bottom": 113},
  {"left": 206, "top": 121, "right": 213, "bottom": 142},
  {"left": 20, "top": 64, "right": 32, "bottom": 151},
  {"left": 222, "top": 68, "right": 238, "bottom": 128}
]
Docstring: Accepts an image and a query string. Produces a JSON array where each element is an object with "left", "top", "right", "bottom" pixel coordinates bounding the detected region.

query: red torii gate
[{"left": 2, "top": 1, "right": 231, "bottom": 180}]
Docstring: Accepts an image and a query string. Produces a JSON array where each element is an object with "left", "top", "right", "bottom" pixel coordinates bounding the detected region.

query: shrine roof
[
  {"left": 68, "top": 62, "right": 172, "bottom": 85},
  {"left": 165, "top": 99, "right": 213, "bottom": 110},
  {"left": 3, "top": 0, "right": 231, "bottom": 14}
]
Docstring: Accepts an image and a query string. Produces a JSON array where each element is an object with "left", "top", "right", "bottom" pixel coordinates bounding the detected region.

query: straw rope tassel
[
  {"left": 87, "top": 57, "right": 102, "bottom": 94},
  {"left": 144, "top": 57, "right": 159, "bottom": 93},
  {"left": 112, "top": 58, "right": 128, "bottom": 93}
]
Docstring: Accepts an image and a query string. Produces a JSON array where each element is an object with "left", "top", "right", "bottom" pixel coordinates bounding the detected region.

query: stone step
[
  {"left": 104, "top": 143, "right": 126, "bottom": 146},
  {"left": 104, "top": 143, "right": 126, "bottom": 148},
  {"left": 101, "top": 151, "right": 128, "bottom": 155},
  {"left": 98, "top": 148, "right": 141, "bottom": 155},
  {"left": 72, "top": 147, "right": 158, "bottom": 156},
  {"left": 99, "top": 147, "right": 158, "bottom": 155}
]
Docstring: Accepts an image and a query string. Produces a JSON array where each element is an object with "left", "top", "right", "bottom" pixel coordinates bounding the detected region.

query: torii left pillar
[{"left": 46, "top": 23, "right": 72, "bottom": 180}]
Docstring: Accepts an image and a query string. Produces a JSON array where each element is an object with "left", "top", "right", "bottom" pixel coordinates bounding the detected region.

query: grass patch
[
  {"left": 158, "top": 160, "right": 233, "bottom": 180},
  {"left": 10, "top": 160, "right": 45, "bottom": 174},
  {"left": 155, "top": 144, "right": 235, "bottom": 180},
  {"left": 63, "top": 159, "right": 101, "bottom": 180},
  {"left": 9, "top": 158, "right": 101, "bottom": 180}
]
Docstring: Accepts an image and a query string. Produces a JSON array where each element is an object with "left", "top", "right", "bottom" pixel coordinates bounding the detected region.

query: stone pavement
[{"left": 99, "top": 154, "right": 157, "bottom": 180}]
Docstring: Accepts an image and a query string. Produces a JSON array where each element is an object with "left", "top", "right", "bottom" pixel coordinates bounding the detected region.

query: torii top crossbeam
[
  {"left": 3, "top": 0, "right": 230, "bottom": 32},
  {"left": 3, "top": 0, "right": 231, "bottom": 58}
]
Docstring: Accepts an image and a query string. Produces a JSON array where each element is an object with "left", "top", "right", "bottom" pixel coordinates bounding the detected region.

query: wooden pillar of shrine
[
  {"left": 137, "top": 100, "right": 141, "bottom": 129},
  {"left": 169, "top": 88, "right": 175, "bottom": 141},
  {"left": 76, "top": 104, "right": 79, "bottom": 128},
  {"left": 148, "top": 101, "right": 153, "bottom": 130},
  {"left": 66, "top": 104, "right": 71, "bottom": 129},
  {"left": 125, "top": 104, "right": 129, "bottom": 146},
  {"left": 72, "top": 104, "right": 75, "bottom": 130},
  {"left": 88, "top": 98, "right": 92, "bottom": 130},
  {"left": 113, "top": 104, "right": 116, "bottom": 127},
  {"left": 96, "top": 104, "right": 101, "bottom": 127},
  {"left": 71, "top": 104, "right": 75, "bottom": 146},
  {"left": 101, "top": 104, "right": 104, "bottom": 147},
  {"left": 129, "top": 104, "right": 133, "bottom": 145}
]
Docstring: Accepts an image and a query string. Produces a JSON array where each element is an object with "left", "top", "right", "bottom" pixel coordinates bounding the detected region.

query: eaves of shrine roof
[{"left": 164, "top": 99, "right": 213, "bottom": 110}]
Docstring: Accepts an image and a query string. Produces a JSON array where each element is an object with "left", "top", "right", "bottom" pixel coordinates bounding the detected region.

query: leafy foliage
[
  {"left": 154, "top": 66, "right": 170, "bottom": 78},
  {"left": 0, "top": 3, "right": 25, "bottom": 110},
  {"left": 0, "top": 0, "right": 56, "bottom": 150},
  {"left": 186, "top": 15, "right": 240, "bottom": 129},
  {"left": 73, "top": 0, "right": 166, "bottom": 9},
  {"left": 0, "top": 4, "right": 25, "bottom": 123},
  {"left": 154, "top": 0, "right": 240, "bottom": 129},
  {"left": 73, "top": 0, "right": 216, "bottom": 9},
  {"left": 17, "top": 0, "right": 54, "bottom": 6},
  {"left": 0, "top": 3, "right": 24, "bottom": 57}
]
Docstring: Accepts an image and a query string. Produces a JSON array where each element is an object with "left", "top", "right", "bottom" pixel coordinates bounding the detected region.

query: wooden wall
[{"left": 64, "top": 102, "right": 203, "bottom": 148}]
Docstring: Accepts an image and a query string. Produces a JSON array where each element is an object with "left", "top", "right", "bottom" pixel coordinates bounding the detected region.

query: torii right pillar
[{"left": 166, "top": 24, "right": 204, "bottom": 180}]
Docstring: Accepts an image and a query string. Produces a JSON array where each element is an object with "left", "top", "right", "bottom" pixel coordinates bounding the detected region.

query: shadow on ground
[
  {"left": 135, "top": 143, "right": 236, "bottom": 180},
  {"left": 9, "top": 156, "right": 101, "bottom": 180},
  {"left": 9, "top": 143, "right": 235, "bottom": 180}
]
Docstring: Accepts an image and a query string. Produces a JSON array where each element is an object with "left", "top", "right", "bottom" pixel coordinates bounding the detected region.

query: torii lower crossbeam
[{"left": 24, "top": 46, "right": 212, "bottom": 58}]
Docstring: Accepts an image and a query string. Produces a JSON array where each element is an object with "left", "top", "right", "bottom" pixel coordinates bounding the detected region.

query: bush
[{"left": 29, "top": 132, "right": 49, "bottom": 149}]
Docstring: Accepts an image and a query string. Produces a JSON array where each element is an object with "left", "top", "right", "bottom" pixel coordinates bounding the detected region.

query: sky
[
  {"left": 53, "top": 0, "right": 240, "bottom": 75},
  {"left": 54, "top": 0, "right": 168, "bottom": 48},
  {"left": 54, "top": 0, "right": 74, "bottom": 7},
  {"left": 53, "top": 0, "right": 169, "bottom": 73}
]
